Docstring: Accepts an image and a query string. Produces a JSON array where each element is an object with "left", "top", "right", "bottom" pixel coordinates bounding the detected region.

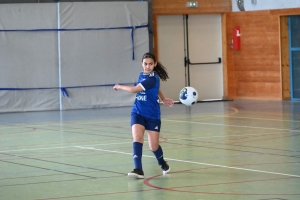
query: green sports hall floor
[{"left": 0, "top": 99, "right": 299, "bottom": 200}]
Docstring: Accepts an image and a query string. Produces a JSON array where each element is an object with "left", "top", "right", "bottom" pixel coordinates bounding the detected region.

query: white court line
[
  {"left": 163, "top": 119, "right": 300, "bottom": 132},
  {"left": 0, "top": 146, "right": 71, "bottom": 153},
  {"left": 0, "top": 119, "right": 130, "bottom": 130},
  {"left": 0, "top": 130, "right": 295, "bottom": 153},
  {"left": 1, "top": 141, "right": 299, "bottom": 178},
  {"left": 76, "top": 146, "right": 300, "bottom": 178},
  {"left": 165, "top": 132, "right": 291, "bottom": 141},
  {"left": 0, "top": 141, "right": 133, "bottom": 153},
  {"left": 1, "top": 117, "right": 297, "bottom": 133},
  {"left": 223, "top": 115, "right": 300, "bottom": 123}
]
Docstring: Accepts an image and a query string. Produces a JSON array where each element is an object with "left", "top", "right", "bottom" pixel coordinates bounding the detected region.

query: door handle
[{"left": 185, "top": 57, "right": 221, "bottom": 66}]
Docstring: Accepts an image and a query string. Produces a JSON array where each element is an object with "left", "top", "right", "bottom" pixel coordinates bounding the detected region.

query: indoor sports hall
[{"left": 0, "top": 0, "right": 300, "bottom": 200}]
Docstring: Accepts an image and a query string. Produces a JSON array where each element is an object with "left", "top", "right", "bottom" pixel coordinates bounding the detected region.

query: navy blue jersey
[{"left": 131, "top": 71, "right": 160, "bottom": 119}]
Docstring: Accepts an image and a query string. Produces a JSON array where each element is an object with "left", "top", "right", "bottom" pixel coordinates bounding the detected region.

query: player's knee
[
  {"left": 133, "top": 134, "right": 144, "bottom": 143},
  {"left": 149, "top": 143, "right": 159, "bottom": 152}
]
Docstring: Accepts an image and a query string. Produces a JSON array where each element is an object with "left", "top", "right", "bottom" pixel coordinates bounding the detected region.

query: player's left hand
[{"left": 162, "top": 98, "right": 174, "bottom": 107}]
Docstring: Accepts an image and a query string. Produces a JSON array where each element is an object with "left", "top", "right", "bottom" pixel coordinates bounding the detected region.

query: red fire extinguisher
[{"left": 232, "top": 26, "right": 241, "bottom": 50}]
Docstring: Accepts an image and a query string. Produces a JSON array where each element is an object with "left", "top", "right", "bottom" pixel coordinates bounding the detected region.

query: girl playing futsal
[{"left": 113, "top": 52, "right": 174, "bottom": 179}]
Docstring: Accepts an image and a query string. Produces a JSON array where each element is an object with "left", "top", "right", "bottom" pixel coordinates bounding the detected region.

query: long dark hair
[{"left": 142, "top": 52, "right": 169, "bottom": 81}]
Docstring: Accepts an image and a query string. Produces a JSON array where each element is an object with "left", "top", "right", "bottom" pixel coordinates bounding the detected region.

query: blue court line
[
  {"left": 0, "top": 82, "right": 136, "bottom": 97},
  {"left": 0, "top": 24, "right": 148, "bottom": 60},
  {"left": 0, "top": 25, "right": 148, "bottom": 32}
]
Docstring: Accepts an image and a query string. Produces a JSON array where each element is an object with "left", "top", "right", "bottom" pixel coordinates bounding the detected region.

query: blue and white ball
[{"left": 179, "top": 87, "right": 198, "bottom": 106}]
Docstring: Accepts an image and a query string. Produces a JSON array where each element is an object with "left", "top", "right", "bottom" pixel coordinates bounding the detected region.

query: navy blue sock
[
  {"left": 153, "top": 145, "right": 164, "bottom": 165},
  {"left": 133, "top": 142, "right": 143, "bottom": 170}
]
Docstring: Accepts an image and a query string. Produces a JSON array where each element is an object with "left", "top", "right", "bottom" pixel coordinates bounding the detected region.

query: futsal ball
[{"left": 179, "top": 87, "right": 198, "bottom": 106}]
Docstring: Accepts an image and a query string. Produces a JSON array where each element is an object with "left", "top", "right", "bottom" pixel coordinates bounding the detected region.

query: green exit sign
[{"left": 186, "top": 1, "right": 198, "bottom": 8}]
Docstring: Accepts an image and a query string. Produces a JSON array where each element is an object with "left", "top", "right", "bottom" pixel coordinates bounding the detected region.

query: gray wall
[
  {"left": 0, "top": 0, "right": 153, "bottom": 52},
  {"left": 0, "top": 0, "right": 141, "bottom": 3},
  {"left": 0, "top": 2, "right": 150, "bottom": 112}
]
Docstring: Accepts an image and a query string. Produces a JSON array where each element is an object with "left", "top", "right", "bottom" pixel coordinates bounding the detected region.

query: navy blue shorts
[{"left": 131, "top": 113, "right": 161, "bottom": 132}]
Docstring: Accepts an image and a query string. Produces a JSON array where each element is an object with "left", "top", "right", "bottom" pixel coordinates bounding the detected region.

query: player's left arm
[{"left": 159, "top": 89, "right": 174, "bottom": 107}]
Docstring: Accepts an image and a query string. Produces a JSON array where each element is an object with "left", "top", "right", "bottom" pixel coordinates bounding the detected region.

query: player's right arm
[{"left": 113, "top": 84, "right": 143, "bottom": 93}]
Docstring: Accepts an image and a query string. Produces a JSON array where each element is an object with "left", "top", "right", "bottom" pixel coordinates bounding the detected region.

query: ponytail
[{"left": 154, "top": 62, "right": 169, "bottom": 81}]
